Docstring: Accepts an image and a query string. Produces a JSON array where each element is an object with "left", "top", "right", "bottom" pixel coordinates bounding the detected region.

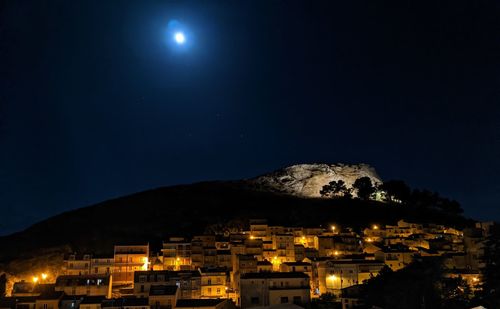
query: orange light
[
  {"left": 41, "top": 273, "right": 48, "bottom": 280},
  {"left": 142, "top": 257, "right": 149, "bottom": 270},
  {"left": 32, "top": 276, "right": 39, "bottom": 283}
]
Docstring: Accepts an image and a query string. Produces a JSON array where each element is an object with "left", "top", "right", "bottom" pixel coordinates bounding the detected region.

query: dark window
[
  {"left": 281, "top": 297, "right": 289, "bottom": 304},
  {"left": 140, "top": 285, "right": 145, "bottom": 292},
  {"left": 251, "top": 297, "right": 259, "bottom": 305},
  {"left": 293, "top": 296, "right": 301, "bottom": 304}
]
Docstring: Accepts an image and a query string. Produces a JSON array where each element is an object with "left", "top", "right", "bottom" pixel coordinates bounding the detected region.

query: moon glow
[{"left": 174, "top": 32, "right": 186, "bottom": 44}]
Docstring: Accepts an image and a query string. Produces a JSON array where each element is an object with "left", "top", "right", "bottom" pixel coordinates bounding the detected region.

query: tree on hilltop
[
  {"left": 380, "top": 180, "right": 411, "bottom": 204},
  {"left": 320, "top": 180, "right": 352, "bottom": 198},
  {"left": 352, "top": 177, "right": 375, "bottom": 200},
  {"left": 410, "top": 189, "right": 463, "bottom": 214}
]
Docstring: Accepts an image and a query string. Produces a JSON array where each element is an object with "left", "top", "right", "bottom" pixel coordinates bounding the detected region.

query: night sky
[{"left": 1, "top": 0, "right": 499, "bottom": 235}]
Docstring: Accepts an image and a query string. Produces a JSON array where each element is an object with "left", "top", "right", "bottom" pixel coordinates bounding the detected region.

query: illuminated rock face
[{"left": 251, "top": 163, "right": 382, "bottom": 198}]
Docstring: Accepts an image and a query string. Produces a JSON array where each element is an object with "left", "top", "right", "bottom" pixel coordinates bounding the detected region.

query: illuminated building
[
  {"left": 133, "top": 270, "right": 201, "bottom": 299},
  {"left": 249, "top": 219, "right": 268, "bottom": 239},
  {"left": 313, "top": 258, "right": 385, "bottom": 296},
  {"left": 374, "top": 245, "right": 415, "bottom": 271},
  {"left": 35, "top": 291, "right": 64, "bottom": 309},
  {"left": 113, "top": 244, "right": 150, "bottom": 285},
  {"left": 199, "top": 267, "right": 228, "bottom": 299},
  {"left": 55, "top": 274, "right": 112, "bottom": 298},
  {"left": 240, "top": 272, "right": 310, "bottom": 308},
  {"left": 279, "top": 261, "right": 312, "bottom": 281},
  {"left": 162, "top": 238, "right": 191, "bottom": 271},
  {"left": 63, "top": 254, "right": 92, "bottom": 276},
  {"left": 148, "top": 285, "right": 179, "bottom": 309}
]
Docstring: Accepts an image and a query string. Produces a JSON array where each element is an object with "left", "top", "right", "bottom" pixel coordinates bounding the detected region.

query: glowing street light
[
  {"left": 32, "top": 276, "right": 39, "bottom": 284},
  {"left": 331, "top": 225, "right": 336, "bottom": 232},
  {"left": 373, "top": 225, "right": 379, "bottom": 230},
  {"left": 41, "top": 273, "right": 48, "bottom": 280}
]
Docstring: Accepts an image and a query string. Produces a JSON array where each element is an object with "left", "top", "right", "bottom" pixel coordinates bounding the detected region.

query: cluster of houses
[{"left": 1, "top": 219, "right": 492, "bottom": 309}]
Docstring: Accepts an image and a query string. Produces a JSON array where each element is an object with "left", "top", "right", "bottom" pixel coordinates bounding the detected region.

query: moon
[{"left": 174, "top": 32, "right": 186, "bottom": 44}]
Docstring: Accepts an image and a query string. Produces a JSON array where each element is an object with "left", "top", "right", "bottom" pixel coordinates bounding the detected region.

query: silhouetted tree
[
  {"left": 380, "top": 180, "right": 411, "bottom": 204},
  {"left": 409, "top": 189, "right": 463, "bottom": 214},
  {"left": 352, "top": 177, "right": 375, "bottom": 200},
  {"left": 410, "top": 189, "right": 440, "bottom": 209},
  {"left": 438, "top": 199, "right": 463, "bottom": 214},
  {"left": 310, "top": 292, "right": 338, "bottom": 309},
  {"left": 360, "top": 259, "right": 443, "bottom": 309},
  {"left": 320, "top": 180, "right": 352, "bottom": 198},
  {"left": 440, "top": 277, "right": 473, "bottom": 308},
  {"left": 318, "top": 292, "right": 337, "bottom": 302}
]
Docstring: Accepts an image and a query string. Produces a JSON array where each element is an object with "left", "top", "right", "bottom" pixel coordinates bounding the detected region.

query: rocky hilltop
[{"left": 250, "top": 163, "right": 382, "bottom": 198}]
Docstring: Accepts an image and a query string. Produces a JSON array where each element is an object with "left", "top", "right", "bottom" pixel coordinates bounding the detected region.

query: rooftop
[
  {"left": 149, "top": 285, "right": 178, "bottom": 296},
  {"left": 56, "top": 274, "right": 111, "bottom": 286},
  {"left": 102, "top": 298, "right": 149, "bottom": 308},
  {"left": 199, "top": 267, "right": 228, "bottom": 273},
  {"left": 37, "top": 291, "right": 64, "bottom": 300},
  {"left": 241, "top": 272, "right": 309, "bottom": 279},
  {"left": 282, "top": 261, "right": 311, "bottom": 266},
  {"left": 176, "top": 299, "right": 227, "bottom": 307},
  {"left": 134, "top": 270, "right": 201, "bottom": 282},
  {"left": 81, "top": 296, "right": 106, "bottom": 304}
]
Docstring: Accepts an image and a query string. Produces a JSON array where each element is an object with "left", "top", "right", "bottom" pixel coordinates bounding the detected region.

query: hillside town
[{"left": 0, "top": 219, "right": 493, "bottom": 309}]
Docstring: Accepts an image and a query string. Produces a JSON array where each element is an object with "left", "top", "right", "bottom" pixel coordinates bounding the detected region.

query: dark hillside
[{"left": 0, "top": 180, "right": 471, "bottom": 263}]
